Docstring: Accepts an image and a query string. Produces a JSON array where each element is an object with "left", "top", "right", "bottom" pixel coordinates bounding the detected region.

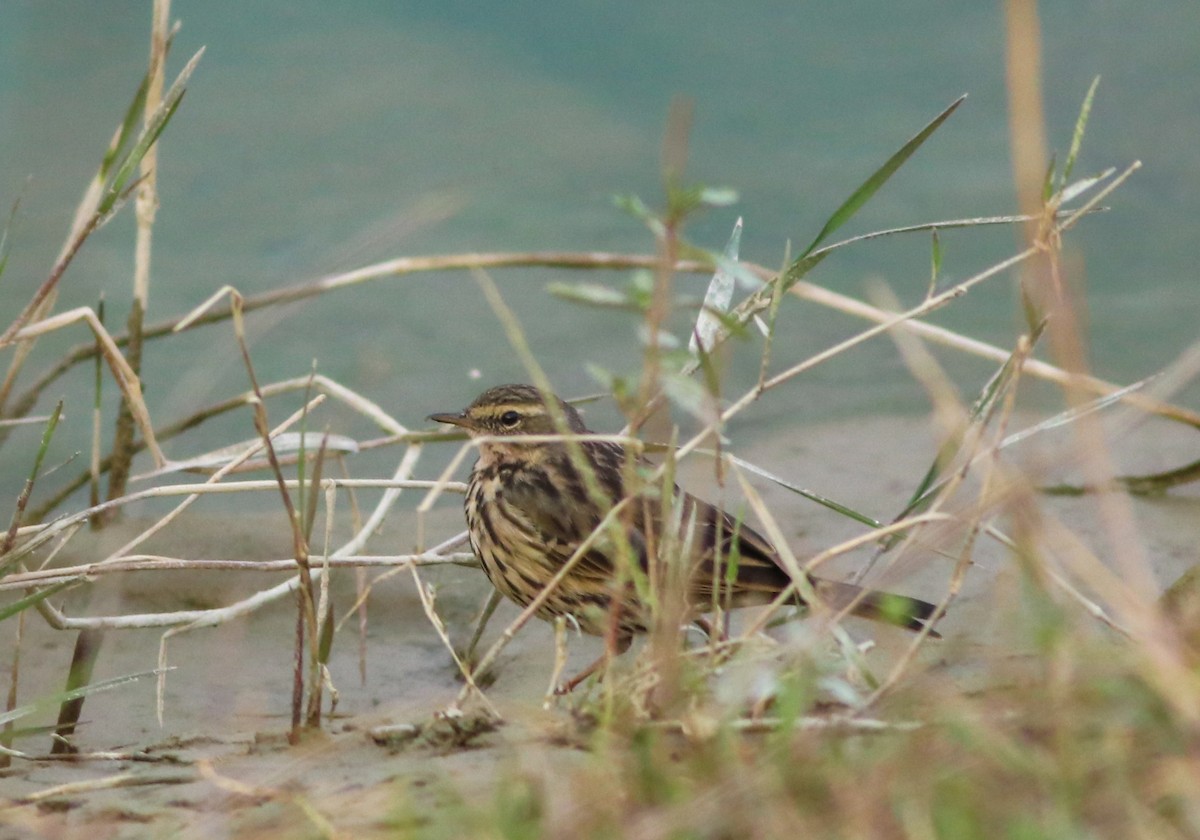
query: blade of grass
[
  {"left": 89, "top": 297, "right": 105, "bottom": 524},
  {"left": 2, "top": 396, "right": 66, "bottom": 763},
  {"left": 756, "top": 241, "right": 791, "bottom": 389},
  {"left": 927, "top": 228, "right": 942, "bottom": 299},
  {"left": 1060, "top": 76, "right": 1100, "bottom": 189},
  {"left": 2, "top": 400, "right": 63, "bottom": 561},
  {"left": 0, "top": 47, "right": 203, "bottom": 349},
  {"left": 0, "top": 190, "right": 24, "bottom": 284},
  {"left": 896, "top": 318, "right": 1047, "bottom": 522},
  {"left": 304, "top": 434, "right": 331, "bottom": 728},
  {"left": 726, "top": 454, "right": 881, "bottom": 529},
  {"left": 0, "top": 580, "right": 77, "bottom": 623},
  {"left": 1058, "top": 168, "right": 1115, "bottom": 205},
  {"left": 0, "top": 669, "right": 167, "bottom": 728},
  {"left": 799, "top": 95, "right": 966, "bottom": 261}
]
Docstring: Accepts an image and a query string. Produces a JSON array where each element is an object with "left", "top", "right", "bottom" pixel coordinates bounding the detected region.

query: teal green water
[{"left": 2, "top": 2, "right": 1198, "bottom": 473}]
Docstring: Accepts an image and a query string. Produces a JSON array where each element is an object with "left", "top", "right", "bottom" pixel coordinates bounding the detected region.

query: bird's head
[{"left": 429, "top": 384, "right": 588, "bottom": 437}]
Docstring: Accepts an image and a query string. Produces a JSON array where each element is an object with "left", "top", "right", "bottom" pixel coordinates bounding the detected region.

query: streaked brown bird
[{"left": 431, "top": 383, "right": 938, "bottom": 690}]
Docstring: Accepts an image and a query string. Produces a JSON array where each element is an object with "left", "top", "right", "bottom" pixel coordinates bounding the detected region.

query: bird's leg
[
  {"left": 556, "top": 633, "right": 632, "bottom": 694},
  {"left": 554, "top": 582, "right": 633, "bottom": 694}
]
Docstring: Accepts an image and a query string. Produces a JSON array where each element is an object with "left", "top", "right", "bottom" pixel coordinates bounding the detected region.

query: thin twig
[{"left": 3, "top": 771, "right": 192, "bottom": 807}]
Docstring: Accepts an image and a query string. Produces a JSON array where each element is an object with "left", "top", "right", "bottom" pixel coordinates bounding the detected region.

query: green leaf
[
  {"left": 0, "top": 580, "right": 76, "bottom": 622},
  {"left": 99, "top": 23, "right": 180, "bottom": 182},
  {"left": 692, "top": 304, "right": 750, "bottom": 342},
  {"left": 1042, "top": 153, "right": 1057, "bottom": 202},
  {"left": 727, "top": 454, "right": 881, "bottom": 528},
  {"left": 1062, "top": 76, "right": 1100, "bottom": 188},
  {"left": 928, "top": 228, "right": 942, "bottom": 298},
  {"left": 0, "top": 192, "right": 25, "bottom": 284},
  {"left": 667, "top": 184, "right": 704, "bottom": 218},
  {"left": 1058, "top": 167, "right": 1115, "bottom": 205},
  {"left": 303, "top": 432, "right": 329, "bottom": 545},
  {"left": 1018, "top": 281, "right": 1041, "bottom": 334},
  {"left": 613, "top": 193, "right": 666, "bottom": 237},
  {"left": 0, "top": 669, "right": 167, "bottom": 727},
  {"left": 99, "top": 47, "right": 206, "bottom": 217},
  {"left": 698, "top": 187, "right": 739, "bottom": 207},
  {"left": 613, "top": 192, "right": 653, "bottom": 222},
  {"left": 317, "top": 607, "right": 335, "bottom": 664},
  {"left": 691, "top": 217, "right": 742, "bottom": 354},
  {"left": 892, "top": 319, "right": 1047, "bottom": 525},
  {"left": 627, "top": 270, "right": 656, "bottom": 309},
  {"left": 800, "top": 94, "right": 966, "bottom": 258},
  {"left": 779, "top": 250, "right": 829, "bottom": 291},
  {"left": 724, "top": 513, "right": 744, "bottom": 585},
  {"left": 103, "top": 69, "right": 152, "bottom": 180},
  {"left": 1, "top": 401, "right": 63, "bottom": 576},
  {"left": 546, "top": 281, "right": 634, "bottom": 309},
  {"left": 930, "top": 228, "right": 942, "bottom": 279}
]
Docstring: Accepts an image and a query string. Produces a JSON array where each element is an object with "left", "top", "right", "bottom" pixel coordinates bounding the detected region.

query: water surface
[{"left": 2, "top": 1, "right": 1197, "bottom": 485}]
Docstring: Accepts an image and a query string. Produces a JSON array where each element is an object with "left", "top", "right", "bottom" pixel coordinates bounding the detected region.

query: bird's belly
[
  {"left": 466, "top": 498, "right": 617, "bottom": 635},
  {"left": 473, "top": 537, "right": 617, "bottom": 636}
]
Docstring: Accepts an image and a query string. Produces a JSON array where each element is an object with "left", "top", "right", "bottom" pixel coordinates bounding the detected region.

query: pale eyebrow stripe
[{"left": 482, "top": 404, "right": 546, "bottom": 417}]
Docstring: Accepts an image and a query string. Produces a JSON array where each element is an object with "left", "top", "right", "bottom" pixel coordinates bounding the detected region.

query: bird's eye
[{"left": 499, "top": 410, "right": 521, "bottom": 427}]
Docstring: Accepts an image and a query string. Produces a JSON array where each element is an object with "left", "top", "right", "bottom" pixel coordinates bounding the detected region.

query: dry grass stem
[
  {"left": 408, "top": 563, "right": 499, "bottom": 717},
  {"left": 11, "top": 307, "right": 165, "bottom": 465},
  {"left": 3, "top": 771, "right": 192, "bottom": 807},
  {"left": 0, "top": 553, "right": 477, "bottom": 592}
]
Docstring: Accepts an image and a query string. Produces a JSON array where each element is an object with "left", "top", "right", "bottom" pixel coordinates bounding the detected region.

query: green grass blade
[
  {"left": 2, "top": 401, "right": 64, "bottom": 575},
  {"left": 1061, "top": 76, "right": 1100, "bottom": 189},
  {"left": 1058, "top": 168, "right": 1116, "bottom": 205},
  {"left": 727, "top": 454, "right": 881, "bottom": 528},
  {"left": 99, "top": 47, "right": 205, "bottom": 216},
  {"left": 102, "top": 67, "right": 152, "bottom": 181},
  {"left": 1000, "top": 373, "right": 1153, "bottom": 450},
  {"left": 799, "top": 94, "right": 966, "bottom": 258},
  {"left": 546, "top": 281, "right": 636, "bottom": 309},
  {"left": 893, "top": 321, "right": 1048, "bottom": 524},
  {"left": 930, "top": 228, "right": 942, "bottom": 289},
  {"left": 0, "top": 580, "right": 77, "bottom": 623},
  {"left": 1042, "top": 153, "right": 1057, "bottom": 202},
  {"left": 317, "top": 608, "right": 335, "bottom": 664},
  {"left": 0, "top": 668, "right": 167, "bottom": 727},
  {"left": 0, "top": 192, "right": 25, "bottom": 284},
  {"left": 97, "top": 25, "right": 179, "bottom": 182},
  {"left": 303, "top": 433, "right": 329, "bottom": 544}
]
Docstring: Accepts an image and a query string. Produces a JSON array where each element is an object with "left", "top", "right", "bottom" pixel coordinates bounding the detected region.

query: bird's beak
[{"left": 428, "top": 410, "right": 473, "bottom": 430}]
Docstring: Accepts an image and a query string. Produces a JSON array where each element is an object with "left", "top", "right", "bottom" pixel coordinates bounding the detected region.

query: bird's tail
[{"left": 814, "top": 579, "right": 941, "bottom": 637}]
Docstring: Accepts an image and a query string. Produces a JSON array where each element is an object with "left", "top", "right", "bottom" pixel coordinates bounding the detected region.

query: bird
[{"left": 430, "top": 383, "right": 939, "bottom": 691}]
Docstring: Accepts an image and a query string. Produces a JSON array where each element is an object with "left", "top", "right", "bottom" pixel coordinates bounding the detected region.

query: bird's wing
[
  {"left": 678, "top": 492, "right": 798, "bottom": 606},
  {"left": 500, "top": 441, "right": 645, "bottom": 583}
]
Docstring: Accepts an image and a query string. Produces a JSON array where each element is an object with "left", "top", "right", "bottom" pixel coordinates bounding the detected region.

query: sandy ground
[{"left": 1, "top": 413, "right": 1197, "bottom": 838}]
